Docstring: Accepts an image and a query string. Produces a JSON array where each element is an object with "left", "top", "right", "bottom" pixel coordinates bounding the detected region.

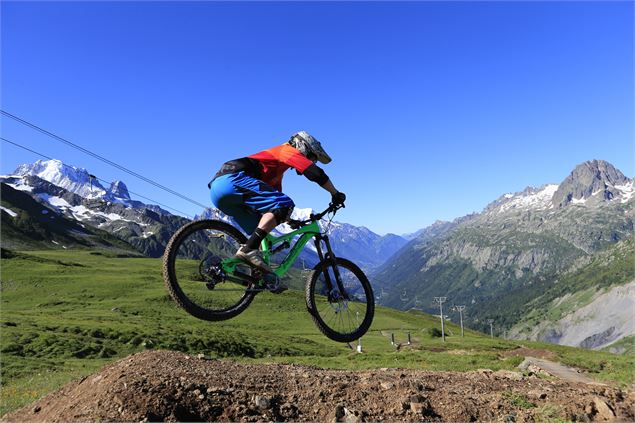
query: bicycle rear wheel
[
  {"left": 306, "top": 258, "right": 375, "bottom": 342},
  {"left": 163, "top": 219, "right": 256, "bottom": 321}
]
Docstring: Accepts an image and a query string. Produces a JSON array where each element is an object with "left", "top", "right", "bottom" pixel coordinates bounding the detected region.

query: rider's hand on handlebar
[{"left": 331, "top": 191, "right": 346, "bottom": 207}]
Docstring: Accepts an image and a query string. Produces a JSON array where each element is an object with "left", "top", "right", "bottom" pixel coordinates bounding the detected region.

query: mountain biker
[{"left": 208, "top": 131, "right": 346, "bottom": 290}]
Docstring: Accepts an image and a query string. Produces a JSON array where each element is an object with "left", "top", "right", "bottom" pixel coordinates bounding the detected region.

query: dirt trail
[
  {"left": 520, "top": 356, "right": 606, "bottom": 385},
  {"left": 2, "top": 350, "right": 633, "bottom": 422}
]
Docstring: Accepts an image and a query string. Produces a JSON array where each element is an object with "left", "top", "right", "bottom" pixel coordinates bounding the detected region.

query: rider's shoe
[
  {"left": 263, "top": 273, "right": 288, "bottom": 294},
  {"left": 235, "top": 245, "right": 274, "bottom": 274}
]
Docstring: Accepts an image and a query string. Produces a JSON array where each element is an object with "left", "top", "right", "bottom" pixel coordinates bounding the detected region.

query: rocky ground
[{"left": 2, "top": 350, "right": 633, "bottom": 422}]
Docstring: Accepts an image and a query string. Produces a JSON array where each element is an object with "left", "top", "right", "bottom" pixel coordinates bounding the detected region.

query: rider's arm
[
  {"left": 303, "top": 163, "right": 340, "bottom": 196},
  {"left": 303, "top": 163, "right": 328, "bottom": 185},
  {"left": 320, "top": 178, "right": 339, "bottom": 196}
]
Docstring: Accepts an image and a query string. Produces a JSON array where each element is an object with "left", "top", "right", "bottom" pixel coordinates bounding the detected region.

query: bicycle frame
[
  {"left": 261, "top": 221, "right": 322, "bottom": 277},
  {"left": 218, "top": 220, "right": 321, "bottom": 278}
]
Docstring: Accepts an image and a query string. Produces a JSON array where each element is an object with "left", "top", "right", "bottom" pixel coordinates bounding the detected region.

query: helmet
[{"left": 288, "top": 131, "right": 332, "bottom": 164}]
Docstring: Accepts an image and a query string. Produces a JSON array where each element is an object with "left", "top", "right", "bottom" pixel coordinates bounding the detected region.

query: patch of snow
[
  {"left": 4, "top": 178, "right": 34, "bottom": 192},
  {"left": 615, "top": 182, "right": 635, "bottom": 203},
  {"left": 571, "top": 196, "right": 587, "bottom": 205},
  {"left": 93, "top": 211, "right": 148, "bottom": 225},
  {"left": 41, "top": 209, "right": 49, "bottom": 215},
  {"left": 291, "top": 207, "right": 315, "bottom": 221},
  {"left": 70, "top": 205, "right": 91, "bottom": 216},
  {"left": 52, "top": 240, "right": 60, "bottom": 245},
  {"left": 497, "top": 184, "right": 559, "bottom": 213},
  {"left": 100, "top": 212, "right": 127, "bottom": 221},
  {"left": 141, "top": 231, "right": 154, "bottom": 238},
  {"left": 46, "top": 196, "right": 72, "bottom": 208},
  {"left": 36, "top": 194, "right": 63, "bottom": 213},
  {"left": 0, "top": 206, "right": 18, "bottom": 217}
]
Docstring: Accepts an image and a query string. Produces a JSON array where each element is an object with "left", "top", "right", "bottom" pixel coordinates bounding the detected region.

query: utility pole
[
  {"left": 433, "top": 297, "right": 447, "bottom": 342},
  {"left": 453, "top": 305, "right": 466, "bottom": 337},
  {"left": 487, "top": 319, "right": 494, "bottom": 338}
]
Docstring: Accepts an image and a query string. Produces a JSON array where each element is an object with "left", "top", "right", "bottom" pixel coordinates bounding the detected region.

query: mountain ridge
[{"left": 372, "top": 159, "right": 634, "bottom": 351}]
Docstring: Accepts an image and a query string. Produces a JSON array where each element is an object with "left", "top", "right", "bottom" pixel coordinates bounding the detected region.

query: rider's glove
[{"left": 332, "top": 191, "right": 346, "bottom": 207}]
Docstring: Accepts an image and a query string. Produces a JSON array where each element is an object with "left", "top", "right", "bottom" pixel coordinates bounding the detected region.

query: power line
[
  {"left": 1, "top": 137, "right": 194, "bottom": 218},
  {"left": 1, "top": 110, "right": 209, "bottom": 210}
]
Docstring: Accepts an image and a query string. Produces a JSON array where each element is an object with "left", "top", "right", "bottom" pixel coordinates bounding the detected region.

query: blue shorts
[{"left": 209, "top": 172, "right": 295, "bottom": 234}]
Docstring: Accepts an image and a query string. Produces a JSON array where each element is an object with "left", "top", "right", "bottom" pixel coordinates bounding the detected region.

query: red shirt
[{"left": 249, "top": 144, "right": 313, "bottom": 191}]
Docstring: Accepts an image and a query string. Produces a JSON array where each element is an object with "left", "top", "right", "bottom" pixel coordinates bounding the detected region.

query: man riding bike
[{"left": 208, "top": 131, "right": 346, "bottom": 292}]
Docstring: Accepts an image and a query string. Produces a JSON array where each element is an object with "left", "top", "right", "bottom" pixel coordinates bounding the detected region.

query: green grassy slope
[{"left": 1, "top": 250, "right": 633, "bottom": 415}]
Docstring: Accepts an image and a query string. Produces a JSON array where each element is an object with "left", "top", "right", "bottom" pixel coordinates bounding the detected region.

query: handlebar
[{"left": 286, "top": 202, "right": 345, "bottom": 229}]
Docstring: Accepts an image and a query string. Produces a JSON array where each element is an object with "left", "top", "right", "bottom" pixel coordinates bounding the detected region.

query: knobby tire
[
  {"left": 163, "top": 219, "right": 255, "bottom": 321},
  {"left": 306, "top": 257, "right": 375, "bottom": 343}
]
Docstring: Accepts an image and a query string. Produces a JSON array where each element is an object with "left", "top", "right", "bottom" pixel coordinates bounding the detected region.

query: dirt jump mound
[{"left": 2, "top": 350, "right": 633, "bottom": 422}]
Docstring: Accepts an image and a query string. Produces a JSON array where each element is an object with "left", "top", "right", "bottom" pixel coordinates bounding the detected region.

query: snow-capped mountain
[
  {"left": 483, "top": 159, "right": 635, "bottom": 216},
  {"left": 2, "top": 160, "right": 187, "bottom": 256},
  {"left": 13, "top": 159, "right": 107, "bottom": 199},
  {"left": 2, "top": 159, "right": 408, "bottom": 268},
  {"left": 8, "top": 160, "right": 170, "bottom": 214}
]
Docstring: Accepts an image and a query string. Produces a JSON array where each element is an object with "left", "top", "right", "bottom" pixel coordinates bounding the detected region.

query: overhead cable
[
  {"left": 1, "top": 136, "right": 194, "bottom": 218},
  {"left": 0, "top": 110, "right": 209, "bottom": 210}
]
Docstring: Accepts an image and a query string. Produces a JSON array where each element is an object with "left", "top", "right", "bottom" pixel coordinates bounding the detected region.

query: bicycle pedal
[{"left": 263, "top": 273, "right": 287, "bottom": 294}]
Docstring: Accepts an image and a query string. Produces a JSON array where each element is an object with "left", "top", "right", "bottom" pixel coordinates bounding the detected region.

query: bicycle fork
[{"left": 314, "top": 234, "right": 349, "bottom": 302}]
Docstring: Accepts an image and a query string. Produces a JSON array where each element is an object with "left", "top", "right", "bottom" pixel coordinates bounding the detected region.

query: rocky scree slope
[
  {"left": 507, "top": 236, "right": 635, "bottom": 350},
  {"left": 2, "top": 350, "right": 632, "bottom": 423}
]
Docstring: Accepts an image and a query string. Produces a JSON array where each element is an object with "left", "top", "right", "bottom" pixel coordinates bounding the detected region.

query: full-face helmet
[{"left": 288, "top": 131, "right": 332, "bottom": 164}]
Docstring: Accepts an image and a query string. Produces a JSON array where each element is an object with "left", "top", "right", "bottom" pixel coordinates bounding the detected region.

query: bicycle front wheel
[
  {"left": 163, "top": 219, "right": 256, "bottom": 321},
  {"left": 306, "top": 258, "right": 375, "bottom": 342}
]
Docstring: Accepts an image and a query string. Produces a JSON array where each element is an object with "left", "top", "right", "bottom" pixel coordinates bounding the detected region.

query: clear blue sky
[{"left": 1, "top": 1, "right": 633, "bottom": 235}]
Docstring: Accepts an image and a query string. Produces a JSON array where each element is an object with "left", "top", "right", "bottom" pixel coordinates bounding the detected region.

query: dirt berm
[{"left": 2, "top": 350, "right": 633, "bottom": 422}]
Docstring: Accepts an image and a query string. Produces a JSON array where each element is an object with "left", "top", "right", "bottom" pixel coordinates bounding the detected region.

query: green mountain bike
[{"left": 162, "top": 203, "right": 375, "bottom": 342}]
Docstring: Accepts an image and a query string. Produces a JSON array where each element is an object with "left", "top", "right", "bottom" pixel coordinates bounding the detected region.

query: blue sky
[{"left": 1, "top": 1, "right": 633, "bottom": 235}]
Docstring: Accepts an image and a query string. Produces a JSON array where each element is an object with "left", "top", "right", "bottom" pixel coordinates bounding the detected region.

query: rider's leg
[
  {"left": 214, "top": 173, "right": 293, "bottom": 280},
  {"left": 237, "top": 208, "right": 290, "bottom": 275},
  {"left": 244, "top": 212, "right": 277, "bottom": 250}
]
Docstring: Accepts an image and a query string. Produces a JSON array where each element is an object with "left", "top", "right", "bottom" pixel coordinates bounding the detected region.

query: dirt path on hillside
[
  {"left": 2, "top": 350, "right": 633, "bottom": 422},
  {"left": 520, "top": 356, "right": 606, "bottom": 386}
]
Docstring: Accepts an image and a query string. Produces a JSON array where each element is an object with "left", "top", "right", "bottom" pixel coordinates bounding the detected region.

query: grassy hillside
[{"left": 1, "top": 250, "right": 633, "bottom": 415}]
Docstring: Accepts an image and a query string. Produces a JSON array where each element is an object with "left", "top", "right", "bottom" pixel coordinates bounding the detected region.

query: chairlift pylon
[
  {"left": 400, "top": 289, "right": 408, "bottom": 303},
  {"left": 88, "top": 174, "right": 97, "bottom": 192}
]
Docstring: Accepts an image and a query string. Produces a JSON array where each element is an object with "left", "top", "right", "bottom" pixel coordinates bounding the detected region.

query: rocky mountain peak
[
  {"left": 484, "top": 184, "right": 559, "bottom": 215},
  {"left": 107, "top": 180, "right": 131, "bottom": 201},
  {"left": 13, "top": 159, "right": 107, "bottom": 199},
  {"left": 552, "top": 160, "right": 630, "bottom": 208}
]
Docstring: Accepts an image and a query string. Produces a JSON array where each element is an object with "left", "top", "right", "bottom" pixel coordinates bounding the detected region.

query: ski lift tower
[
  {"left": 433, "top": 297, "right": 447, "bottom": 342},
  {"left": 452, "top": 305, "right": 466, "bottom": 337}
]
